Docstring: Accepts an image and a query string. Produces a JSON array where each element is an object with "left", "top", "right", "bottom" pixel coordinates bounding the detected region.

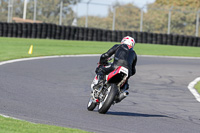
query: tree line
[
  {"left": 78, "top": 0, "right": 200, "bottom": 36},
  {"left": 0, "top": 0, "right": 80, "bottom": 24},
  {"left": 0, "top": 0, "right": 200, "bottom": 36}
]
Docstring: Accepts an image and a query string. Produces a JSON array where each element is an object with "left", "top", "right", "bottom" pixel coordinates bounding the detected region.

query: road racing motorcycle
[{"left": 87, "top": 58, "right": 129, "bottom": 114}]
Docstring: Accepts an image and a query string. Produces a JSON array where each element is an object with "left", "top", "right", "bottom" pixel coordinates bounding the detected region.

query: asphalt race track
[{"left": 0, "top": 56, "right": 200, "bottom": 133}]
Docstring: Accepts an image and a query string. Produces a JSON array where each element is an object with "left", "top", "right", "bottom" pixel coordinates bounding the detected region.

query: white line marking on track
[
  {"left": 0, "top": 54, "right": 101, "bottom": 66},
  {"left": 0, "top": 54, "right": 199, "bottom": 120},
  {"left": 1, "top": 54, "right": 200, "bottom": 67},
  {"left": 188, "top": 77, "right": 200, "bottom": 102},
  {"left": 0, "top": 113, "right": 22, "bottom": 121},
  {"left": 0, "top": 113, "right": 37, "bottom": 124}
]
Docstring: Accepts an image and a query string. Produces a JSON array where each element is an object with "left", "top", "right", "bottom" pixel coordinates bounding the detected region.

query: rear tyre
[
  {"left": 98, "top": 84, "right": 118, "bottom": 114},
  {"left": 87, "top": 97, "right": 97, "bottom": 111}
]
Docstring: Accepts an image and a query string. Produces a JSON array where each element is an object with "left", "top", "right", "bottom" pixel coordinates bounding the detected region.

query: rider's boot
[{"left": 92, "top": 74, "right": 104, "bottom": 90}]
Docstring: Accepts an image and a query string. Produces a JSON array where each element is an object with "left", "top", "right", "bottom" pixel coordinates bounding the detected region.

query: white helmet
[{"left": 121, "top": 36, "right": 135, "bottom": 48}]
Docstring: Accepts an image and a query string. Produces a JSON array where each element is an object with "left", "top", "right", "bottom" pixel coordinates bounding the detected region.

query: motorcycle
[{"left": 87, "top": 58, "right": 129, "bottom": 114}]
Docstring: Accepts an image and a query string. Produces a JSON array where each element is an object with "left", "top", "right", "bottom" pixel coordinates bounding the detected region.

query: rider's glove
[{"left": 95, "top": 65, "right": 105, "bottom": 74}]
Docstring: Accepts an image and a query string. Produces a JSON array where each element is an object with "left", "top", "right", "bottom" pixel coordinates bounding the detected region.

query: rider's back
[{"left": 113, "top": 44, "right": 137, "bottom": 76}]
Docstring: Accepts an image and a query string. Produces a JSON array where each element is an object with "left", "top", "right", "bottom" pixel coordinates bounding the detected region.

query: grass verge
[
  {"left": 0, "top": 115, "right": 89, "bottom": 133},
  {"left": 0, "top": 37, "right": 200, "bottom": 61},
  {"left": 194, "top": 81, "right": 200, "bottom": 94}
]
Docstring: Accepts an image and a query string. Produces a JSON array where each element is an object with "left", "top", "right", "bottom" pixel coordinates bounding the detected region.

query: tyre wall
[{"left": 0, "top": 22, "right": 200, "bottom": 47}]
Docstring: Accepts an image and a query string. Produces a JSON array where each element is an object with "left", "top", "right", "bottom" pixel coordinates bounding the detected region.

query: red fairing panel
[{"left": 107, "top": 66, "right": 122, "bottom": 82}]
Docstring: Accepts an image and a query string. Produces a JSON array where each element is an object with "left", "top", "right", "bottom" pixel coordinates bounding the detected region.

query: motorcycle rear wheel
[{"left": 98, "top": 84, "right": 118, "bottom": 114}]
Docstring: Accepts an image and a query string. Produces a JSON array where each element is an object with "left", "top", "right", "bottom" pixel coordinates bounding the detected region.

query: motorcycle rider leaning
[{"left": 95, "top": 36, "right": 137, "bottom": 93}]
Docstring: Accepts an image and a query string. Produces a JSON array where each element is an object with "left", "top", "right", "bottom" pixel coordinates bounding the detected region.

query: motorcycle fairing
[{"left": 106, "top": 66, "right": 128, "bottom": 84}]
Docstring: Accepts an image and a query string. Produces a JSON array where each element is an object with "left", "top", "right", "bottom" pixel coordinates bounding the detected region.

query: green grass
[
  {"left": 194, "top": 81, "right": 200, "bottom": 94},
  {"left": 0, "top": 116, "right": 89, "bottom": 133},
  {"left": 136, "top": 43, "right": 200, "bottom": 57},
  {"left": 0, "top": 38, "right": 105, "bottom": 61},
  {"left": 0, "top": 37, "right": 200, "bottom": 132},
  {"left": 0, "top": 37, "right": 200, "bottom": 61}
]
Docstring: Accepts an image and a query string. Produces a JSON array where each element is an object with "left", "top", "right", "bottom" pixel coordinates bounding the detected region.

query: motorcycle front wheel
[
  {"left": 98, "top": 84, "right": 118, "bottom": 114},
  {"left": 87, "top": 97, "right": 97, "bottom": 111}
]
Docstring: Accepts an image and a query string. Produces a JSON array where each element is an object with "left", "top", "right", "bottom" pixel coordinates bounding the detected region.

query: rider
[{"left": 95, "top": 36, "right": 137, "bottom": 91}]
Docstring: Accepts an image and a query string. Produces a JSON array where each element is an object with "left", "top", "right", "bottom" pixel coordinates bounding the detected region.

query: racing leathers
[{"left": 95, "top": 44, "right": 137, "bottom": 90}]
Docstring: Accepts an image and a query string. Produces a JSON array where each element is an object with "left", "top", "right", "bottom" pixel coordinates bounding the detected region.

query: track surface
[{"left": 0, "top": 56, "right": 200, "bottom": 133}]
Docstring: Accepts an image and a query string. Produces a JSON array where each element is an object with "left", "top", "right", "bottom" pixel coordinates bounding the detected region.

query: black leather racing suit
[{"left": 96, "top": 44, "right": 137, "bottom": 85}]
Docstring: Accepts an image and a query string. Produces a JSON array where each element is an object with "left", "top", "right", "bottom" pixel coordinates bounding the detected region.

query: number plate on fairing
[{"left": 119, "top": 67, "right": 128, "bottom": 75}]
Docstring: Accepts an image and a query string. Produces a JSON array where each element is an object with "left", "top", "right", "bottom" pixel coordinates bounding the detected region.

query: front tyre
[
  {"left": 87, "top": 97, "right": 97, "bottom": 111},
  {"left": 98, "top": 84, "right": 118, "bottom": 114}
]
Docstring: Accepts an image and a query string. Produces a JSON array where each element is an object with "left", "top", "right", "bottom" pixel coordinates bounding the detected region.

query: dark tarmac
[{"left": 0, "top": 56, "right": 200, "bottom": 133}]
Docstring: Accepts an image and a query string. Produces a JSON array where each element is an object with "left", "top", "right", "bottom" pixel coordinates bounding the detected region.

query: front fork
[{"left": 92, "top": 82, "right": 110, "bottom": 103}]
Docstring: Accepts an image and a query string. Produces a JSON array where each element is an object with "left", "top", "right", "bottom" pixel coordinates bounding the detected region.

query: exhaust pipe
[{"left": 116, "top": 91, "right": 129, "bottom": 103}]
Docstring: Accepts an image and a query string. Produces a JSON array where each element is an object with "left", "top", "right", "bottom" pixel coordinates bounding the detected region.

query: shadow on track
[{"left": 107, "top": 111, "right": 169, "bottom": 118}]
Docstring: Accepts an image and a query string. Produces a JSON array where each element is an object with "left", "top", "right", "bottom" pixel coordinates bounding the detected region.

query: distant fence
[{"left": 0, "top": 22, "right": 200, "bottom": 47}]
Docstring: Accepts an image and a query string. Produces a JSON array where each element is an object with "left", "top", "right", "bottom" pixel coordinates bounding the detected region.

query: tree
[
  {"left": 110, "top": 4, "right": 141, "bottom": 31},
  {"left": 144, "top": 0, "right": 199, "bottom": 35},
  {"left": 143, "top": 4, "right": 169, "bottom": 33},
  {"left": 78, "top": 15, "right": 112, "bottom": 29},
  {"left": 0, "top": 0, "right": 9, "bottom": 22},
  {"left": 155, "top": 0, "right": 200, "bottom": 9},
  {"left": 0, "top": 0, "right": 79, "bottom": 25},
  {"left": 27, "top": 0, "right": 80, "bottom": 25},
  {"left": 77, "top": 3, "right": 141, "bottom": 31}
]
